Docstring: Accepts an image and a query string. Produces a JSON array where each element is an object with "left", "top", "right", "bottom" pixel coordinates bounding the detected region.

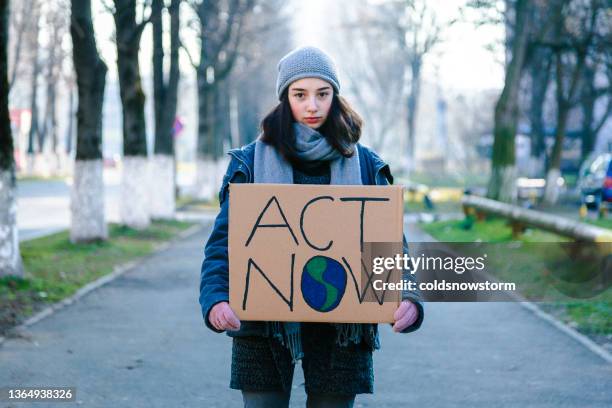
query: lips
[{"left": 304, "top": 117, "right": 321, "bottom": 123}]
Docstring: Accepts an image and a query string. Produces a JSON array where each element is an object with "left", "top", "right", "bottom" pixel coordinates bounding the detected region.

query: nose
[{"left": 306, "top": 96, "right": 318, "bottom": 113}]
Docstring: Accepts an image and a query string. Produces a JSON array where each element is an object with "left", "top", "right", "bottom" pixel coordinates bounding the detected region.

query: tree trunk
[
  {"left": 542, "top": 105, "right": 568, "bottom": 205},
  {"left": 579, "top": 64, "right": 597, "bottom": 163},
  {"left": 543, "top": 47, "right": 586, "bottom": 205},
  {"left": 196, "top": 68, "right": 217, "bottom": 200},
  {"left": 65, "top": 84, "right": 75, "bottom": 155},
  {"left": 194, "top": 0, "right": 252, "bottom": 199},
  {"left": 195, "top": 79, "right": 225, "bottom": 201},
  {"left": 543, "top": 59, "right": 570, "bottom": 205},
  {"left": 197, "top": 68, "right": 216, "bottom": 160},
  {"left": 151, "top": 0, "right": 180, "bottom": 218},
  {"left": 70, "top": 0, "right": 108, "bottom": 242},
  {"left": 27, "top": 13, "right": 40, "bottom": 156},
  {"left": 113, "top": 0, "right": 150, "bottom": 228},
  {"left": 486, "top": 0, "right": 531, "bottom": 202},
  {"left": 7, "top": 0, "right": 28, "bottom": 90},
  {"left": 405, "top": 57, "right": 422, "bottom": 174},
  {"left": 527, "top": 49, "right": 551, "bottom": 177},
  {"left": 0, "top": 0, "right": 24, "bottom": 277},
  {"left": 214, "top": 78, "right": 230, "bottom": 157},
  {"left": 42, "top": 43, "right": 59, "bottom": 172}
]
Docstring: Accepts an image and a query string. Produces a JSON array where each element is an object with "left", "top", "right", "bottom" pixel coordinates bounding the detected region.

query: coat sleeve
[
  {"left": 375, "top": 160, "right": 424, "bottom": 333},
  {"left": 399, "top": 234, "right": 424, "bottom": 333},
  {"left": 199, "top": 160, "right": 247, "bottom": 333}
]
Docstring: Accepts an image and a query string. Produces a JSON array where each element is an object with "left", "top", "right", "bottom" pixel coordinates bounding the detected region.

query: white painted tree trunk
[
  {"left": 0, "top": 170, "right": 23, "bottom": 277},
  {"left": 149, "top": 154, "right": 175, "bottom": 219},
  {"left": 195, "top": 158, "right": 228, "bottom": 201},
  {"left": 526, "top": 155, "right": 545, "bottom": 178},
  {"left": 120, "top": 156, "right": 151, "bottom": 229},
  {"left": 195, "top": 158, "right": 214, "bottom": 201},
  {"left": 488, "top": 164, "right": 517, "bottom": 203},
  {"left": 543, "top": 167, "right": 561, "bottom": 205},
  {"left": 215, "top": 156, "right": 229, "bottom": 198},
  {"left": 70, "top": 159, "right": 107, "bottom": 243}
]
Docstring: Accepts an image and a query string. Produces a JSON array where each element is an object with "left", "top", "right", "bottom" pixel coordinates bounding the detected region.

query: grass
[
  {"left": 404, "top": 200, "right": 462, "bottom": 214},
  {"left": 403, "top": 187, "right": 463, "bottom": 215},
  {"left": 582, "top": 217, "right": 612, "bottom": 230},
  {"left": 17, "top": 175, "right": 68, "bottom": 182},
  {"left": 0, "top": 220, "right": 195, "bottom": 336},
  {"left": 176, "top": 195, "right": 220, "bottom": 210},
  {"left": 399, "top": 171, "right": 489, "bottom": 189},
  {"left": 420, "top": 216, "right": 611, "bottom": 337},
  {"left": 421, "top": 217, "right": 569, "bottom": 243}
]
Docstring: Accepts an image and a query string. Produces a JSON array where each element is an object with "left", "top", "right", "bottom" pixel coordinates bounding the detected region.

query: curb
[
  {"left": 0, "top": 221, "right": 207, "bottom": 348},
  {"left": 518, "top": 301, "right": 612, "bottom": 364},
  {"left": 407, "top": 223, "right": 612, "bottom": 365},
  {"left": 472, "top": 258, "right": 612, "bottom": 364}
]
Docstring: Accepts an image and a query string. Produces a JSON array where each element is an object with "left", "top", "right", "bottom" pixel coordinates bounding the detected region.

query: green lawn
[
  {"left": 398, "top": 171, "right": 489, "bottom": 189},
  {"left": 421, "top": 217, "right": 569, "bottom": 243},
  {"left": 176, "top": 195, "right": 220, "bottom": 210},
  {"left": 420, "top": 216, "right": 611, "bottom": 337},
  {"left": 583, "top": 217, "right": 612, "bottom": 230},
  {"left": 0, "top": 220, "right": 195, "bottom": 336}
]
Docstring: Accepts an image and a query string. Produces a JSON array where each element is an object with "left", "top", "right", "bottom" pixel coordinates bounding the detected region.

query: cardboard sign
[{"left": 228, "top": 183, "right": 403, "bottom": 323}]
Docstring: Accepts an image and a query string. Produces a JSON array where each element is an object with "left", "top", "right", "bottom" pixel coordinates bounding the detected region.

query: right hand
[{"left": 209, "top": 302, "right": 241, "bottom": 332}]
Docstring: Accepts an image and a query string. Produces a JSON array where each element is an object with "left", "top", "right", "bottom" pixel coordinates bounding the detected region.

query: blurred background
[
  {"left": 1, "top": 0, "right": 611, "bottom": 264},
  {"left": 1, "top": 2, "right": 611, "bottom": 400}
]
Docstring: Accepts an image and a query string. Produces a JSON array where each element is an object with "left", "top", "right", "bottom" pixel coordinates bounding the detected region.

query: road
[
  {"left": 1, "top": 220, "right": 610, "bottom": 407},
  {"left": 16, "top": 175, "right": 121, "bottom": 242}
]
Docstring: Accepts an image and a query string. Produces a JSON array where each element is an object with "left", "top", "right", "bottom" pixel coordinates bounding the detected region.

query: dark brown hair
[{"left": 260, "top": 89, "right": 363, "bottom": 166}]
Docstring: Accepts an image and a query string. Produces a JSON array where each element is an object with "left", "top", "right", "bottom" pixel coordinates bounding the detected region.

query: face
[{"left": 287, "top": 77, "right": 333, "bottom": 129}]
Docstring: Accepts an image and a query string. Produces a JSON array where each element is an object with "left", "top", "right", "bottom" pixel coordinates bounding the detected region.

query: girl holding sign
[{"left": 200, "top": 46, "right": 423, "bottom": 408}]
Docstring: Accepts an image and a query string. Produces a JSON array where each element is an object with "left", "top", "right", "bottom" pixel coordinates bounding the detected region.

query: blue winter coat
[{"left": 199, "top": 141, "right": 424, "bottom": 337}]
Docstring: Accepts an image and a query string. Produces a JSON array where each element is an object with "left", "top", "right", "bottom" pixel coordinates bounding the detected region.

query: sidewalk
[{"left": 0, "top": 221, "right": 610, "bottom": 407}]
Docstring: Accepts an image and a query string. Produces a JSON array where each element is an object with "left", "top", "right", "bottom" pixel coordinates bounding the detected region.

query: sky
[
  {"left": 291, "top": 0, "right": 506, "bottom": 92},
  {"left": 92, "top": 0, "right": 506, "bottom": 92}
]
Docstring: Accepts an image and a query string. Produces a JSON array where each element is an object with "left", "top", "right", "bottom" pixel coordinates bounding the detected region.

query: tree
[
  {"left": 40, "top": 1, "right": 69, "bottom": 172},
  {"left": 112, "top": 0, "right": 152, "bottom": 228},
  {"left": 7, "top": 0, "right": 35, "bottom": 91},
  {"left": 334, "top": 0, "right": 408, "bottom": 154},
  {"left": 541, "top": 0, "right": 608, "bottom": 204},
  {"left": 352, "top": 0, "right": 450, "bottom": 173},
  {"left": 578, "top": 49, "right": 611, "bottom": 164},
  {"left": 188, "top": 0, "right": 254, "bottom": 199},
  {"left": 26, "top": 0, "right": 41, "bottom": 161},
  {"left": 526, "top": 46, "right": 553, "bottom": 177},
  {"left": 151, "top": 0, "right": 180, "bottom": 218},
  {"left": 0, "top": 0, "right": 24, "bottom": 276},
  {"left": 486, "top": 0, "right": 533, "bottom": 202},
  {"left": 226, "top": 0, "right": 292, "bottom": 147},
  {"left": 70, "top": 0, "right": 108, "bottom": 242}
]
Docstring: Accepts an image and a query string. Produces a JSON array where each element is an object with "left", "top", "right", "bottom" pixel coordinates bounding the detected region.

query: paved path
[{"left": 1, "top": 221, "right": 610, "bottom": 407}]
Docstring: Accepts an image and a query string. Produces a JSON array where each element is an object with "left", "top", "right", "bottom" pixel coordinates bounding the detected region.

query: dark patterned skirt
[{"left": 230, "top": 322, "right": 374, "bottom": 395}]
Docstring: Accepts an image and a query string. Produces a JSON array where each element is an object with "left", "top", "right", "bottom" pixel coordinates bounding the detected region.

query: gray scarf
[{"left": 254, "top": 122, "right": 377, "bottom": 363}]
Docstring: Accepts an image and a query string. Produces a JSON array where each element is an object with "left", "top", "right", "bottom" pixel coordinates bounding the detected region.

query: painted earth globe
[{"left": 301, "top": 255, "right": 347, "bottom": 312}]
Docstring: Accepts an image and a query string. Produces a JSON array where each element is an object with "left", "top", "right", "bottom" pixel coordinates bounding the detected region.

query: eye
[
  {"left": 293, "top": 92, "right": 304, "bottom": 98},
  {"left": 318, "top": 92, "right": 329, "bottom": 98}
]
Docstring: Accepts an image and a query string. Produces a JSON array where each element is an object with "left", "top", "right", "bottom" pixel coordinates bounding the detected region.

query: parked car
[{"left": 578, "top": 153, "right": 612, "bottom": 209}]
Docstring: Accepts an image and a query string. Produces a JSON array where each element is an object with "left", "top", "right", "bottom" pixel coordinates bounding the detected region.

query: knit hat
[{"left": 276, "top": 46, "right": 340, "bottom": 100}]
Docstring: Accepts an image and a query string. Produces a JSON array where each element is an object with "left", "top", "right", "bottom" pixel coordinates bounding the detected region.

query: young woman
[{"left": 199, "top": 46, "right": 424, "bottom": 408}]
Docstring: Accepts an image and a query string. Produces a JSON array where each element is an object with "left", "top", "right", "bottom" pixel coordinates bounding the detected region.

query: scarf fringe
[
  {"left": 268, "top": 322, "right": 380, "bottom": 364},
  {"left": 269, "top": 322, "right": 304, "bottom": 363}
]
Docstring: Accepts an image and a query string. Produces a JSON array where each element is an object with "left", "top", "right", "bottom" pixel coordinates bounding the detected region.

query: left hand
[{"left": 392, "top": 301, "right": 419, "bottom": 332}]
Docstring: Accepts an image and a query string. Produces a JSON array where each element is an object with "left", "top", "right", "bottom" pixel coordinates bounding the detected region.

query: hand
[
  {"left": 392, "top": 301, "right": 419, "bottom": 333},
  {"left": 209, "top": 302, "right": 241, "bottom": 332}
]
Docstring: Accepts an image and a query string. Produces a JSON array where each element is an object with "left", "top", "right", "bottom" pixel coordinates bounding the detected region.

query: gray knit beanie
[{"left": 276, "top": 46, "right": 340, "bottom": 100}]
